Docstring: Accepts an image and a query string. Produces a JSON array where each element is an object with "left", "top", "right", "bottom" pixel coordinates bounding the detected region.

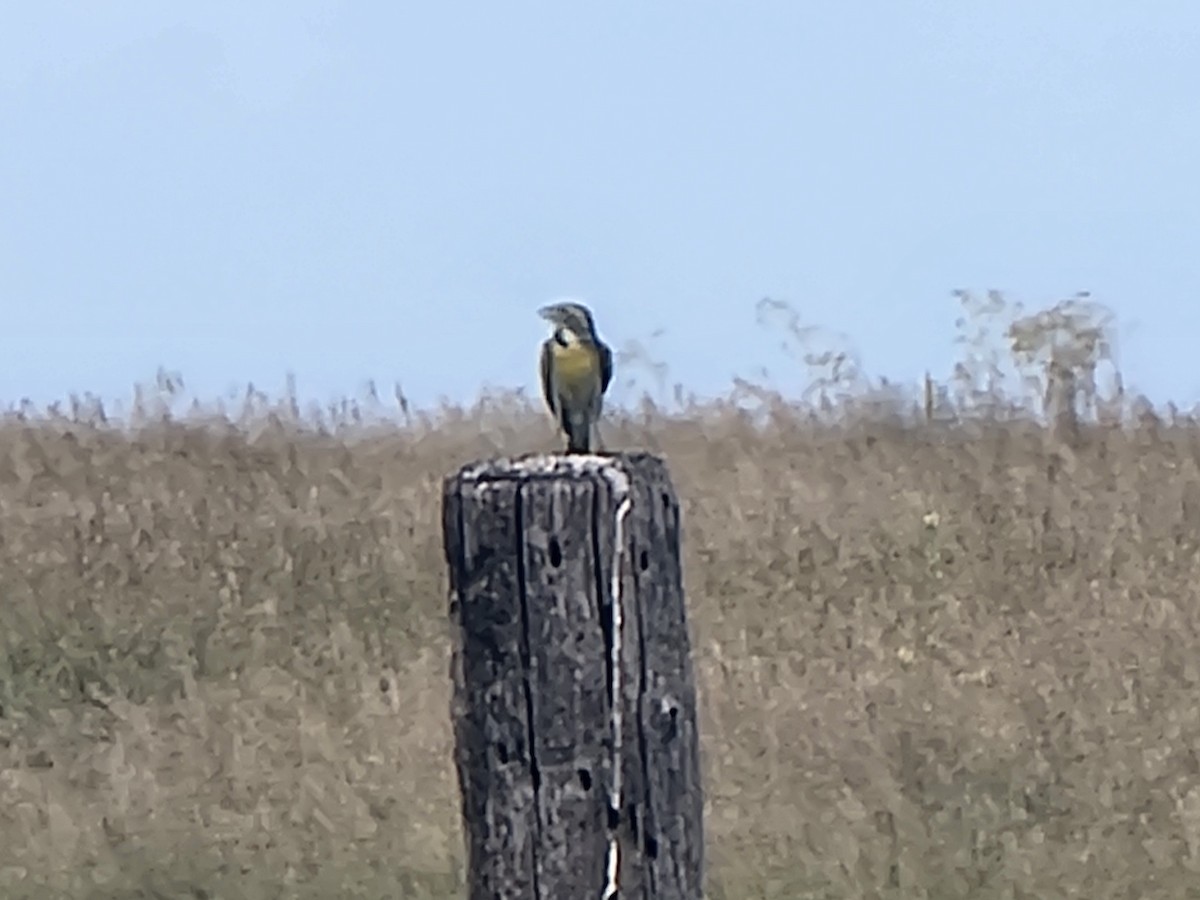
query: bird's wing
[
  {"left": 599, "top": 342, "right": 614, "bottom": 393},
  {"left": 539, "top": 340, "right": 558, "bottom": 413}
]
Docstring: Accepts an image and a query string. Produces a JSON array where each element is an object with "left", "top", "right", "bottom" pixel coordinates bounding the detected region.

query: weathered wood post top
[{"left": 443, "top": 451, "right": 704, "bottom": 900}]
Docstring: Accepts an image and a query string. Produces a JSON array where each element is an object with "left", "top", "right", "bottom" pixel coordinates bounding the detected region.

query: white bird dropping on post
[{"left": 603, "top": 489, "right": 633, "bottom": 900}]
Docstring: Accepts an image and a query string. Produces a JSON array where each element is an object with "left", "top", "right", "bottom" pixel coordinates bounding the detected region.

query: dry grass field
[{"left": 3, "top": 297, "right": 1200, "bottom": 898}]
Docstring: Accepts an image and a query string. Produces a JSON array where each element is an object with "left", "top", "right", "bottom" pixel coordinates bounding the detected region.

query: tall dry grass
[{"left": 3, "top": 295, "right": 1200, "bottom": 898}]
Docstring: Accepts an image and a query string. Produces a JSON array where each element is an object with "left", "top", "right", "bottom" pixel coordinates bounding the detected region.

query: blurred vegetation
[{"left": 3, "top": 292, "right": 1200, "bottom": 898}]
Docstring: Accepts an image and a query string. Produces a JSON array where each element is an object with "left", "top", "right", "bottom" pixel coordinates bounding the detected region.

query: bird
[{"left": 538, "top": 301, "right": 614, "bottom": 454}]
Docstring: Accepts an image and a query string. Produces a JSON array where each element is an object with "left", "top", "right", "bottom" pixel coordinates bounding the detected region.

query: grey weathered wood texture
[{"left": 442, "top": 452, "right": 704, "bottom": 900}]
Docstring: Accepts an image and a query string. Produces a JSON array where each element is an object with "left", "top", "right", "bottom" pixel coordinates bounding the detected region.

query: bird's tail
[{"left": 564, "top": 415, "right": 592, "bottom": 454}]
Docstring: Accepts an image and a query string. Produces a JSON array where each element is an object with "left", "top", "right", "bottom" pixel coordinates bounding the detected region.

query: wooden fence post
[{"left": 442, "top": 452, "right": 704, "bottom": 900}]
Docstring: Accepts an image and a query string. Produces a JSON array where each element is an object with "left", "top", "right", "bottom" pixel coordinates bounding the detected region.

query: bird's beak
[{"left": 537, "top": 305, "right": 557, "bottom": 321}]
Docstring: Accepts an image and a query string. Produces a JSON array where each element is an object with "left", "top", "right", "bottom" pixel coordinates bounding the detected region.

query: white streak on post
[{"left": 602, "top": 489, "right": 633, "bottom": 900}]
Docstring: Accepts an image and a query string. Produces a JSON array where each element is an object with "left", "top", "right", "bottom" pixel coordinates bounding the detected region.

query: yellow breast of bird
[{"left": 551, "top": 341, "right": 599, "bottom": 399}]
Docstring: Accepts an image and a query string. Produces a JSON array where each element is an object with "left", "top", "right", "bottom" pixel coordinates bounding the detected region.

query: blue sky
[{"left": 3, "top": 1, "right": 1199, "bottom": 414}]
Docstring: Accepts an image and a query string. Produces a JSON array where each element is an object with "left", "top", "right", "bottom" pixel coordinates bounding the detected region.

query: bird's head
[{"left": 539, "top": 301, "right": 598, "bottom": 343}]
